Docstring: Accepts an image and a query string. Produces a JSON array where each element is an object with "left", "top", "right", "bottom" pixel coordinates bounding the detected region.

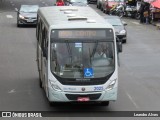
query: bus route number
[{"left": 94, "top": 86, "right": 103, "bottom": 91}]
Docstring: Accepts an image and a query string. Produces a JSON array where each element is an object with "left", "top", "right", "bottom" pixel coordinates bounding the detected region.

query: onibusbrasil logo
[{"left": 1, "top": 112, "right": 42, "bottom": 117}]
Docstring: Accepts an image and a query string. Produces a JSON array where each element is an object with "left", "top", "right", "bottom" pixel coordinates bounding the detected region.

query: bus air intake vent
[
  {"left": 68, "top": 16, "right": 87, "bottom": 21},
  {"left": 87, "top": 19, "right": 96, "bottom": 23},
  {"left": 60, "top": 8, "right": 78, "bottom": 11}
]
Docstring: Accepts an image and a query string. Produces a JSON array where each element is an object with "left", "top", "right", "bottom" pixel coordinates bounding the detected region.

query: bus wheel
[
  {"left": 123, "top": 39, "right": 127, "bottom": 43},
  {"left": 100, "top": 101, "right": 109, "bottom": 106}
]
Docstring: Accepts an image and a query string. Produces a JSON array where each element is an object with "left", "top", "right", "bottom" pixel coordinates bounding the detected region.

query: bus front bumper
[{"left": 48, "top": 87, "right": 117, "bottom": 102}]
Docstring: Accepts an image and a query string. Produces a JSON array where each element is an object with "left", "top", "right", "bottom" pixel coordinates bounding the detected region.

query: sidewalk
[
  {"left": 151, "top": 21, "right": 160, "bottom": 29},
  {"left": 151, "top": 20, "right": 160, "bottom": 25}
]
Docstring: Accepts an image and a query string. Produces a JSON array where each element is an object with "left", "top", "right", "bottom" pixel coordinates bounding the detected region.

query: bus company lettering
[
  {"left": 76, "top": 78, "right": 90, "bottom": 81},
  {"left": 63, "top": 87, "right": 76, "bottom": 91}
]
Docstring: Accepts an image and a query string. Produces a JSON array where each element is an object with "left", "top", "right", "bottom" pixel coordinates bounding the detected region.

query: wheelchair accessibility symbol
[{"left": 84, "top": 68, "right": 94, "bottom": 77}]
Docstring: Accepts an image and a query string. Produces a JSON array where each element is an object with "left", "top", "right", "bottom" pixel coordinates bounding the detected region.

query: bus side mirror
[{"left": 116, "top": 37, "right": 122, "bottom": 53}]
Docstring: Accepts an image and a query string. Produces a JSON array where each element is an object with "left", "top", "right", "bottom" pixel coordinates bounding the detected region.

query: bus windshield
[{"left": 50, "top": 41, "right": 115, "bottom": 78}]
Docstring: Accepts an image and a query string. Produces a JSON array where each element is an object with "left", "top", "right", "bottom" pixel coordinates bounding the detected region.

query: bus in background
[{"left": 36, "top": 6, "right": 122, "bottom": 106}]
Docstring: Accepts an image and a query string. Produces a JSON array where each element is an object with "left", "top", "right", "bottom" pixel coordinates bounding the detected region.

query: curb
[{"left": 151, "top": 22, "right": 157, "bottom": 26}]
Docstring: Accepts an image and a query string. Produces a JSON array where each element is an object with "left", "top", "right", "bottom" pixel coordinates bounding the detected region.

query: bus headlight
[
  {"left": 119, "top": 30, "right": 126, "bottom": 35},
  {"left": 106, "top": 79, "right": 117, "bottom": 91},
  {"left": 49, "top": 80, "right": 62, "bottom": 92}
]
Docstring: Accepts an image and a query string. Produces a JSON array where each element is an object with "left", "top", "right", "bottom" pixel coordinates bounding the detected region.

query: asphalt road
[{"left": 0, "top": 0, "right": 160, "bottom": 119}]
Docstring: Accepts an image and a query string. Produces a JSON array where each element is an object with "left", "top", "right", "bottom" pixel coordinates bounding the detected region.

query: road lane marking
[
  {"left": 132, "top": 21, "right": 140, "bottom": 25},
  {"left": 6, "top": 15, "right": 13, "bottom": 18},
  {"left": 45, "top": 4, "right": 48, "bottom": 6},
  {"left": 8, "top": 89, "right": 16, "bottom": 93},
  {"left": 42, "top": 2, "right": 45, "bottom": 4},
  {"left": 12, "top": 4, "right": 15, "bottom": 6},
  {"left": 126, "top": 91, "right": 139, "bottom": 109}
]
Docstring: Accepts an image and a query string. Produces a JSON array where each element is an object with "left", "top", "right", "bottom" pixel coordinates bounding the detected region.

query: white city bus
[{"left": 36, "top": 6, "right": 122, "bottom": 106}]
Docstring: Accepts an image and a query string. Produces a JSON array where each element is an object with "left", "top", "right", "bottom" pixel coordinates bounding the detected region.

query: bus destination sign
[{"left": 55, "top": 29, "right": 113, "bottom": 39}]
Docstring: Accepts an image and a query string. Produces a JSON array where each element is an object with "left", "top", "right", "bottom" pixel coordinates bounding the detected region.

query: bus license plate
[{"left": 77, "top": 97, "right": 90, "bottom": 102}]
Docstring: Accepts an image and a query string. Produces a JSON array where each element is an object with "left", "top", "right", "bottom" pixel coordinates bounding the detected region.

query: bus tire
[
  {"left": 39, "top": 79, "right": 42, "bottom": 88},
  {"left": 97, "top": 5, "right": 99, "bottom": 8},
  {"left": 123, "top": 39, "right": 126, "bottom": 43},
  {"left": 100, "top": 101, "right": 109, "bottom": 106}
]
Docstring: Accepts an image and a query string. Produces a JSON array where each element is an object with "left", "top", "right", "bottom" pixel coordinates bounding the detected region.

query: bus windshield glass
[{"left": 50, "top": 29, "right": 115, "bottom": 79}]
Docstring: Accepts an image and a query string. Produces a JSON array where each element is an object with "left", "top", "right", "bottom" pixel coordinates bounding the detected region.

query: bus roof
[{"left": 38, "top": 6, "right": 113, "bottom": 29}]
